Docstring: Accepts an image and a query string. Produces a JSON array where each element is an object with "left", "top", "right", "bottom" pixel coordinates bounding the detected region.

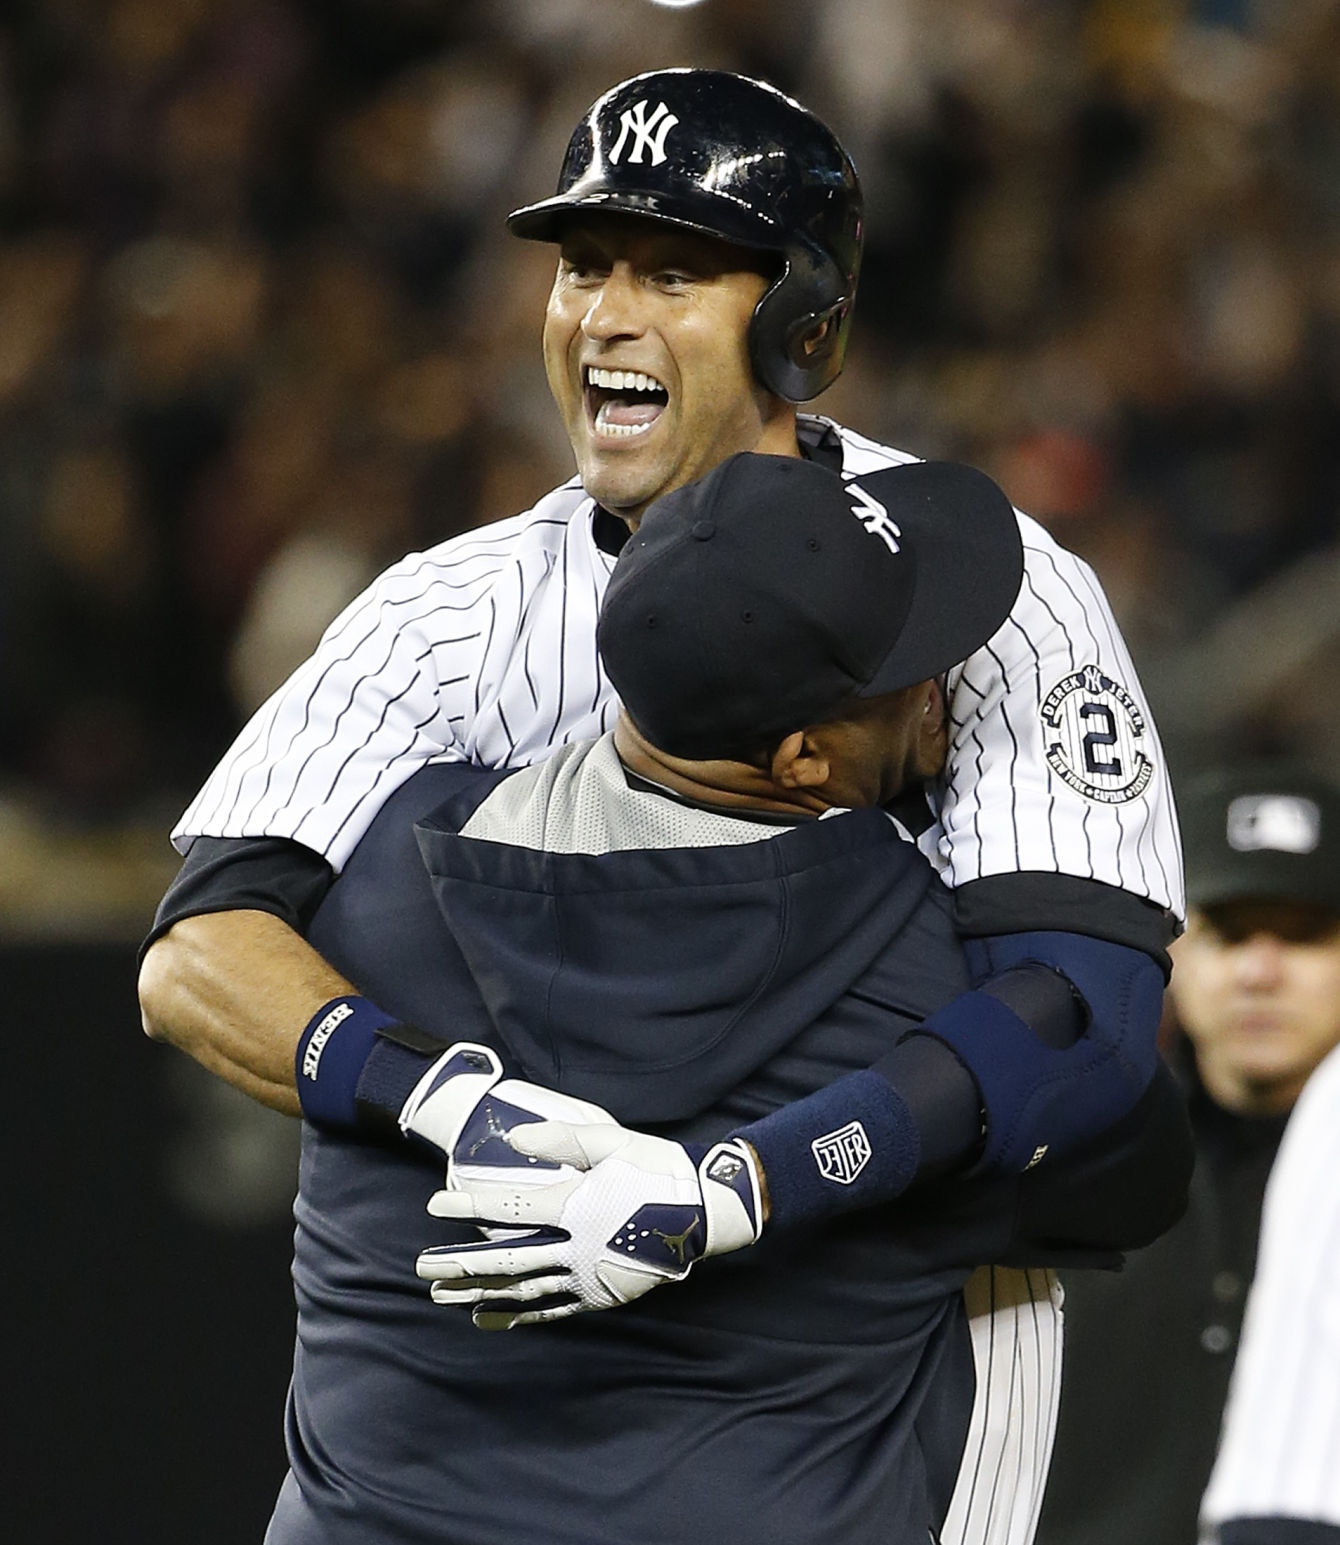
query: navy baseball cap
[
  {"left": 597, "top": 452, "right": 1024, "bottom": 759},
  {"left": 1179, "top": 762, "right": 1340, "bottom": 915}
]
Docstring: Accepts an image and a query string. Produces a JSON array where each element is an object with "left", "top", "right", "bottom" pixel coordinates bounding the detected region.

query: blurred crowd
[{"left": 2, "top": 0, "right": 1339, "bottom": 886}]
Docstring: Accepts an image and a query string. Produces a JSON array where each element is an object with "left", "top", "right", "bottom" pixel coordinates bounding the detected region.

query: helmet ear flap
[{"left": 749, "top": 258, "right": 855, "bottom": 403}]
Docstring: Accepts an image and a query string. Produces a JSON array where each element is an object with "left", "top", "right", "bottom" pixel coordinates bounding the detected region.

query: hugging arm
[
  {"left": 417, "top": 907, "right": 1184, "bottom": 1326},
  {"left": 140, "top": 823, "right": 1180, "bottom": 1323},
  {"left": 733, "top": 913, "right": 1168, "bottom": 1233},
  {"left": 137, "top": 838, "right": 347, "bottom": 1115}
]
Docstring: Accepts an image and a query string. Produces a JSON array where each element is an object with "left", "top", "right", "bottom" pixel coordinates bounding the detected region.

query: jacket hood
[{"left": 413, "top": 738, "right": 933, "bottom": 1124}]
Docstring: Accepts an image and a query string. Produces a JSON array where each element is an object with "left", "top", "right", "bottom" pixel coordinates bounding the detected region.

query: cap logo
[
  {"left": 608, "top": 100, "right": 680, "bottom": 167},
  {"left": 847, "top": 480, "right": 902, "bottom": 556},
  {"left": 1227, "top": 794, "right": 1321, "bottom": 855}
]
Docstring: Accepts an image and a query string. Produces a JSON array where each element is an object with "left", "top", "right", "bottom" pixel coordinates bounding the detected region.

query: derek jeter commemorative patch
[{"left": 1041, "top": 665, "right": 1153, "bottom": 805}]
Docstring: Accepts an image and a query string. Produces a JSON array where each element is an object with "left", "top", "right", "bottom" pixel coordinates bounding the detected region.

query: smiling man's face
[{"left": 542, "top": 215, "right": 800, "bottom": 523}]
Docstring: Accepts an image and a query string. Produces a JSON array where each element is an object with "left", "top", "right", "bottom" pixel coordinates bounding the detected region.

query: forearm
[
  {"left": 733, "top": 931, "right": 1164, "bottom": 1231},
  {"left": 138, "top": 909, "right": 355, "bottom": 1114}
]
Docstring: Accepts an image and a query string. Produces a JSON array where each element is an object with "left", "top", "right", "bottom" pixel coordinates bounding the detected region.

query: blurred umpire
[{"left": 1037, "top": 762, "right": 1340, "bottom": 1545}]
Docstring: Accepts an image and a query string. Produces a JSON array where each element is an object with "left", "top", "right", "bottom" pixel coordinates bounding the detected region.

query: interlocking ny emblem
[
  {"left": 609, "top": 99, "right": 680, "bottom": 166},
  {"left": 847, "top": 482, "right": 902, "bottom": 556},
  {"left": 811, "top": 1120, "right": 872, "bottom": 1186}
]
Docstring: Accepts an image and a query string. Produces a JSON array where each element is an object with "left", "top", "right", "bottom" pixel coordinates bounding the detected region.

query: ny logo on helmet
[{"left": 609, "top": 100, "right": 680, "bottom": 166}]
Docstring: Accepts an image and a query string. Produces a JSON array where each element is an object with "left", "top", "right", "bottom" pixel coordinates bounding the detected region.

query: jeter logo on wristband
[{"left": 811, "top": 1120, "right": 872, "bottom": 1185}]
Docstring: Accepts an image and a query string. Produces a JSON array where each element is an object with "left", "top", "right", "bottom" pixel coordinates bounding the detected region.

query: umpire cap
[
  {"left": 1179, "top": 762, "right": 1340, "bottom": 915},
  {"left": 597, "top": 452, "right": 1024, "bottom": 760},
  {"left": 507, "top": 69, "right": 862, "bottom": 403}
]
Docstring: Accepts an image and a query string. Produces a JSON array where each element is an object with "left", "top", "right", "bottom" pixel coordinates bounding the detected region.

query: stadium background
[{"left": 4, "top": 1, "right": 1339, "bottom": 1538}]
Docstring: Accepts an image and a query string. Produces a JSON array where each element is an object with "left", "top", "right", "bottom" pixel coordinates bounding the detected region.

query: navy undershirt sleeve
[
  {"left": 140, "top": 835, "right": 335, "bottom": 964},
  {"left": 737, "top": 930, "right": 1161, "bottom": 1230}
]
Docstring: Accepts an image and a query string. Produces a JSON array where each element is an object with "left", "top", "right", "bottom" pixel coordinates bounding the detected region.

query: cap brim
[
  {"left": 507, "top": 189, "right": 784, "bottom": 253},
  {"left": 856, "top": 461, "right": 1025, "bottom": 693},
  {"left": 1186, "top": 861, "right": 1340, "bottom": 915}
]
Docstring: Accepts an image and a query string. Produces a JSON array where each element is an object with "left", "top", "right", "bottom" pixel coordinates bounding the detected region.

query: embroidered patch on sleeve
[{"left": 1041, "top": 666, "right": 1154, "bottom": 805}]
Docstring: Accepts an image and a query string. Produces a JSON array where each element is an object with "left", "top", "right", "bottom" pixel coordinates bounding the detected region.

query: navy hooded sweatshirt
[{"left": 269, "top": 737, "right": 1188, "bottom": 1545}]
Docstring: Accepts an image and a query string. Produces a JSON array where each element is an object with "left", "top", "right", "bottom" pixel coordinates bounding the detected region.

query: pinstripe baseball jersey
[
  {"left": 942, "top": 1265, "right": 1064, "bottom": 1545},
  {"left": 173, "top": 417, "right": 1186, "bottom": 929},
  {"left": 1200, "top": 1040, "right": 1340, "bottom": 1538}
]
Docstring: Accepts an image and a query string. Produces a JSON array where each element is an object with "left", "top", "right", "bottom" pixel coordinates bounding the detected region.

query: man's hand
[
  {"left": 398, "top": 1044, "right": 613, "bottom": 1188},
  {"left": 416, "top": 1122, "right": 764, "bottom": 1328}
]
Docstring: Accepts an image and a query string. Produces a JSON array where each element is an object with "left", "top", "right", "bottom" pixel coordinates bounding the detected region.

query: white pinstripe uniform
[
  {"left": 175, "top": 417, "right": 1185, "bottom": 1545},
  {"left": 1200, "top": 1040, "right": 1340, "bottom": 1541}
]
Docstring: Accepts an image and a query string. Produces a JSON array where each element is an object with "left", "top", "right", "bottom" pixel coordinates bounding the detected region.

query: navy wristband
[
  {"left": 732, "top": 1068, "right": 920, "bottom": 1231},
  {"left": 295, "top": 996, "right": 401, "bottom": 1129}
]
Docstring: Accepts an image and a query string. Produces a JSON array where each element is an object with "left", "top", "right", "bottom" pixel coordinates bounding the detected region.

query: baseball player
[
  {"left": 265, "top": 453, "right": 1190, "bottom": 1545},
  {"left": 1201, "top": 1040, "right": 1340, "bottom": 1544},
  {"left": 138, "top": 69, "right": 1185, "bottom": 1545}
]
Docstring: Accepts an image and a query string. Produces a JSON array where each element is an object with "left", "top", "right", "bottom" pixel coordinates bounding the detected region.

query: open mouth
[{"left": 585, "top": 366, "right": 669, "bottom": 440}]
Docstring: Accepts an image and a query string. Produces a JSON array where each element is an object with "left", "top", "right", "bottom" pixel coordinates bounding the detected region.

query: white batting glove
[
  {"left": 398, "top": 1045, "right": 613, "bottom": 1191},
  {"left": 397, "top": 1042, "right": 503, "bottom": 1158},
  {"left": 415, "top": 1122, "right": 764, "bottom": 1328}
]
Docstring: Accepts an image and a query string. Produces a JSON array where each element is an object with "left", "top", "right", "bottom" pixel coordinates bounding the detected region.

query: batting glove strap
[
  {"left": 397, "top": 1043, "right": 505, "bottom": 1157},
  {"left": 693, "top": 1140, "right": 764, "bottom": 1255},
  {"left": 732, "top": 1068, "right": 920, "bottom": 1231}
]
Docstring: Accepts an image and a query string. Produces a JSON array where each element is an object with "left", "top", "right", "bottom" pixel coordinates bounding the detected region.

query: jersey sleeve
[
  {"left": 172, "top": 530, "right": 534, "bottom": 871},
  {"left": 1200, "top": 1045, "right": 1340, "bottom": 1536},
  {"left": 935, "top": 515, "right": 1185, "bottom": 921}
]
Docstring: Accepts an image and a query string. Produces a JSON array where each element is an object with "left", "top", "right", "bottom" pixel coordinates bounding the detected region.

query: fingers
[
  {"left": 507, "top": 1120, "right": 630, "bottom": 1169},
  {"left": 426, "top": 1183, "right": 569, "bottom": 1227},
  {"left": 472, "top": 1299, "right": 584, "bottom": 1330},
  {"left": 505, "top": 1119, "right": 597, "bottom": 1168},
  {"left": 416, "top": 1239, "right": 566, "bottom": 1282},
  {"left": 426, "top": 1189, "right": 485, "bottom": 1220},
  {"left": 429, "top": 1270, "right": 571, "bottom": 1305},
  {"left": 472, "top": 1309, "right": 524, "bottom": 1331},
  {"left": 491, "top": 1080, "right": 614, "bottom": 1128}
]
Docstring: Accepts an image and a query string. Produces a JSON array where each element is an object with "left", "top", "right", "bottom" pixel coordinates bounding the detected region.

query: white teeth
[
  {"left": 593, "top": 404, "right": 656, "bottom": 438},
  {"left": 586, "top": 366, "right": 665, "bottom": 394}
]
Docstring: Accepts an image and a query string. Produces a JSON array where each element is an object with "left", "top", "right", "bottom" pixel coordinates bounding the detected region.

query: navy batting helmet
[{"left": 507, "top": 69, "right": 863, "bottom": 403}]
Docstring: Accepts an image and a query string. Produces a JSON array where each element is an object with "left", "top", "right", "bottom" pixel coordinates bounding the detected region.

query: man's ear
[
  {"left": 912, "top": 678, "right": 949, "bottom": 780},
  {"left": 771, "top": 729, "right": 831, "bottom": 789},
  {"left": 799, "top": 313, "right": 836, "bottom": 359}
]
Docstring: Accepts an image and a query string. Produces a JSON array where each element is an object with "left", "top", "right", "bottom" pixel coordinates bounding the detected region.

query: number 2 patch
[{"left": 1041, "top": 666, "right": 1154, "bottom": 805}]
